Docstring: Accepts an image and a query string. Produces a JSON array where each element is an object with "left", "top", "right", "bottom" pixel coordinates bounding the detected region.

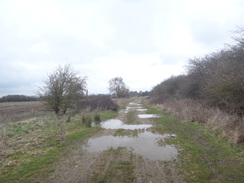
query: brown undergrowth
[{"left": 155, "top": 99, "right": 244, "bottom": 144}]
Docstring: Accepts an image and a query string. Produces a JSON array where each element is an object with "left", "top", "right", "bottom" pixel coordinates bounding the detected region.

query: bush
[
  {"left": 76, "top": 95, "right": 119, "bottom": 112},
  {"left": 150, "top": 75, "right": 188, "bottom": 103},
  {"left": 82, "top": 114, "right": 92, "bottom": 127},
  {"left": 150, "top": 28, "right": 244, "bottom": 116},
  {"left": 94, "top": 113, "right": 101, "bottom": 122},
  {"left": 149, "top": 28, "right": 244, "bottom": 143}
]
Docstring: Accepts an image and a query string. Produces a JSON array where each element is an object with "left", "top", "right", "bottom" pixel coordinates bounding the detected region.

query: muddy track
[{"left": 44, "top": 99, "right": 185, "bottom": 183}]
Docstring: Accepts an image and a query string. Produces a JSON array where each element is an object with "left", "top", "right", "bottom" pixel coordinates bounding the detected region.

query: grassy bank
[
  {"left": 142, "top": 100, "right": 244, "bottom": 183},
  {"left": 0, "top": 110, "right": 117, "bottom": 183}
]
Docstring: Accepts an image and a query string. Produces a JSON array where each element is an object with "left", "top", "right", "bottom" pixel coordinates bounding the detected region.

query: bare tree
[
  {"left": 108, "top": 77, "right": 129, "bottom": 98},
  {"left": 38, "top": 64, "right": 87, "bottom": 115}
]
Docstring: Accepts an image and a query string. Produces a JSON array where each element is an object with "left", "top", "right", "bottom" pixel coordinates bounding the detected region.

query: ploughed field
[{"left": 0, "top": 102, "right": 47, "bottom": 124}]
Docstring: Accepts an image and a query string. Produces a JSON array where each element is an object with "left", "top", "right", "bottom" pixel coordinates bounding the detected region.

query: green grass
[
  {"left": 97, "top": 147, "right": 135, "bottom": 183},
  {"left": 100, "top": 110, "right": 118, "bottom": 120},
  {"left": 0, "top": 108, "right": 120, "bottom": 183},
  {"left": 2, "top": 148, "right": 62, "bottom": 183},
  {"left": 0, "top": 110, "right": 116, "bottom": 183},
  {"left": 118, "top": 98, "right": 134, "bottom": 109},
  {"left": 142, "top": 99, "right": 244, "bottom": 183},
  {"left": 126, "top": 110, "right": 137, "bottom": 124}
]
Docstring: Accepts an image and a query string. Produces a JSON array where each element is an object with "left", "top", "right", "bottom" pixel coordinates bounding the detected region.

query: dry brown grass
[{"left": 156, "top": 99, "right": 244, "bottom": 144}]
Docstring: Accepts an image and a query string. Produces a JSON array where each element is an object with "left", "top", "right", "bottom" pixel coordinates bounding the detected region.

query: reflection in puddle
[
  {"left": 119, "top": 102, "right": 148, "bottom": 114},
  {"left": 138, "top": 114, "right": 163, "bottom": 118},
  {"left": 101, "top": 119, "right": 152, "bottom": 130},
  {"left": 83, "top": 131, "right": 178, "bottom": 161},
  {"left": 125, "top": 106, "right": 143, "bottom": 113},
  {"left": 126, "top": 106, "right": 142, "bottom": 109},
  {"left": 129, "top": 102, "right": 142, "bottom": 106},
  {"left": 136, "top": 108, "right": 147, "bottom": 112},
  {"left": 86, "top": 103, "right": 178, "bottom": 161}
]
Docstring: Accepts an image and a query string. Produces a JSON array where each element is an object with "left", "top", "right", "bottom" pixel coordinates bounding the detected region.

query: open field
[{"left": 0, "top": 101, "right": 47, "bottom": 124}]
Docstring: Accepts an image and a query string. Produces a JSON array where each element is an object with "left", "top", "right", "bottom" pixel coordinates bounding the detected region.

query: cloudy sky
[{"left": 0, "top": 0, "right": 243, "bottom": 96}]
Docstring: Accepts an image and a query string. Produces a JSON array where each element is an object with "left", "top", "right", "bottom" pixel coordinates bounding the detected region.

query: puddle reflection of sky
[
  {"left": 84, "top": 102, "right": 178, "bottom": 161},
  {"left": 83, "top": 131, "right": 178, "bottom": 161}
]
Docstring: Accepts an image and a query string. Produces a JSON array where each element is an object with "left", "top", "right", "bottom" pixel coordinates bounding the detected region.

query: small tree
[
  {"left": 108, "top": 77, "right": 129, "bottom": 98},
  {"left": 38, "top": 64, "right": 87, "bottom": 115}
]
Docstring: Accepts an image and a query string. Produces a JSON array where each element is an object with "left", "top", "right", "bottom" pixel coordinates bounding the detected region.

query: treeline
[
  {"left": 151, "top": 29, "right": 244, "bottom": 116},
  {"left": 129, "top": 91, "right": 150, "bottom": 97},
  {"left": 0, "top": 95, "right": 39, "bottom": 102}
]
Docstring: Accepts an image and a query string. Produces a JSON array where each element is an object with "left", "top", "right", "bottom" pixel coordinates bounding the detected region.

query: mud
[{"left": 44, "top": 99, "right": 185, "bottom": 183}]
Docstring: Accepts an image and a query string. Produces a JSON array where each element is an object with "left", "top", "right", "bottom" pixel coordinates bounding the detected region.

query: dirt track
[{"left": 44, "top": 99, "right": 184, "bottom": 183}]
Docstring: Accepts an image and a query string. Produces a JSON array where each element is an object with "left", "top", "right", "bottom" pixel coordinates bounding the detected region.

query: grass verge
[
  {"left": 0, "top": 109, "right": 117, "bottom": 183},
  {"left": 142, "top": 100, "right": 244, "bottom": 183}
]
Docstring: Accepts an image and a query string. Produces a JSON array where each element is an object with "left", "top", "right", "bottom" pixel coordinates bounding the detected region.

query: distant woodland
[{"left": 0, "top": 95, "right": 39, "bottom": 102}]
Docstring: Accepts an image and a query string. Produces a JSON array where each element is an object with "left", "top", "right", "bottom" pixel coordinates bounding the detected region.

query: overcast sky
[{"left": 0, "top": 0, "right": 243, "bottom": 96}]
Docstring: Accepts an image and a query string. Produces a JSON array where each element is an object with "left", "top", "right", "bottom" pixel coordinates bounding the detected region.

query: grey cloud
[
  {"left": 105, "top": 1, "right": 157, "bottom": 53},
  {"left": 0, "top": 0, "right": 244, "bottom": 96},
  {"left": 189, "top": 20, "right": 231, "bottom": 50}
]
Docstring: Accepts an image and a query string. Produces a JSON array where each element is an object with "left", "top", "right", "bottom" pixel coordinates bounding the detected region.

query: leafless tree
[
  {"left": 38, "top": 64, "right": 87, "bottom": 115},
  {"left": 108, "top": 77, "right": 129, "bottom": 98}
]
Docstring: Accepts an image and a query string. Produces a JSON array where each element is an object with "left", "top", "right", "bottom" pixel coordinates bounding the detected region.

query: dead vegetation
[
  {"left": 157, "top": 99, "right": 244, "bottom": 144},
  {"left": 76, "top": 95, "right": 119, "bottom": 112}
]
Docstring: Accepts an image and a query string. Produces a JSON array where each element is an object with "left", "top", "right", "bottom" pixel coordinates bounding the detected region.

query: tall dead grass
[{"left": 156, "top": 99, "right": 244, "bottom": 144}]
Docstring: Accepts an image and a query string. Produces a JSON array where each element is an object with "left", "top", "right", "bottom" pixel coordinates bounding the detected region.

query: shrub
[
  {"left": 82, "top": 114, "right": 92, "bottom": 127},
  {"left": 94, "top": 113, "right": 101, "bottom": 122},
  {"left": 66, "top": 115, "right": 71, "bottom": 123},
  {"left": 150, "top": 28, "right": 244, "bottom": 116},
  {"left": 76, "top": 95, "right": 119, "bottom": 112}
]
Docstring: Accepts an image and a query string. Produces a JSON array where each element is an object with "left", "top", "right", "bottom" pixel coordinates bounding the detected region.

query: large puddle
[
  {"left": 101, "top": 119, "right": 152, "bottom": 130},
  {"left": 83, "top": 101, "right": 178, "bottom": 161},
  {"left": 83, "top": 131, "right": 178, "bottom": 161},
  {"left": 124, "top": 107, "right": 147, "bottom": 113},
  {"left": 129, "top": 102, "right": 142, "bottom": 106},
  {"left": 122, "top": 102, "right": 148, "bottom": 113},
  {"left": 138, "top": 114, "right": 163, "bottom": 118}
]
